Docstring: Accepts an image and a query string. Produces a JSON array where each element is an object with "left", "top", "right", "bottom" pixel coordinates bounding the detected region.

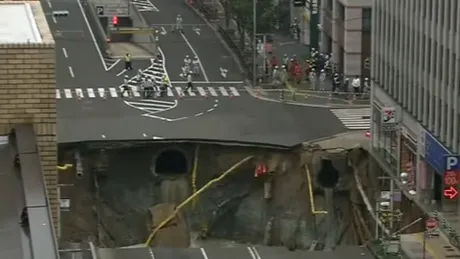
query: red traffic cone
[
  {"left": 77, "top": 93, "right": 82, "bottom": 101},
  {"left": 229, "top": 93, "right": 235, "bottom": 99},
  {"left": 328, "top": 94, "right": 332, "bottom": 102}
]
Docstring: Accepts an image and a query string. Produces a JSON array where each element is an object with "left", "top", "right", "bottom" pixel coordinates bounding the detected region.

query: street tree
[{"left": 221, "top": 0, "right": 277, "bottom": 50}]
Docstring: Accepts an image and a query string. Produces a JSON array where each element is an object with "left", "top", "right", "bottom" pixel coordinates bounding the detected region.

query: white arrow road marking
[
  {"left": 193, "top": 27, "right": 201, "bottom": 35},
  {"left": 219, "top": 67, "right": 228, "bottom": 78},
  {"left": 142, "top": 99, "right": 219, "bottom": 122},
  {"left": 160, "top": 26, "right": 167, "bottom": 35}
]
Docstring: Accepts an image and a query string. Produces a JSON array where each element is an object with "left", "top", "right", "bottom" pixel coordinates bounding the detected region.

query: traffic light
[
  {"left": 293, "top": 0, "right": 306, "bottom": 7},
  {"left": 112, "top": 16, "right": 118, "bottom": 26}
]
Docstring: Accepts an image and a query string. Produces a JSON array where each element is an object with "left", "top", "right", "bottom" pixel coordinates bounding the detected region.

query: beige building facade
[
  {"left": 0, "top": 1, "right": 58, "bottom": 234},
  {"left": 319, "top": 0, "right": 371, "bottom": 78}
]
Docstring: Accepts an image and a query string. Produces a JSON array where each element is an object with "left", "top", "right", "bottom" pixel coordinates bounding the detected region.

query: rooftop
[{"left": 0, "top": 1, "right": 53, "bottom": 44}]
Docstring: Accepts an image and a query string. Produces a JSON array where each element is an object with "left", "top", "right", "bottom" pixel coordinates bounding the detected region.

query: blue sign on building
[{"left": 425, "top": 130, "right": 451, "bottom": 175}]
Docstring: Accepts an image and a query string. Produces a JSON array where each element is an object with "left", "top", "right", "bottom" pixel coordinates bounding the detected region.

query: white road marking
[
  {"left": 109, "top": 88, "right": 118, "bottom": 97},
  {"left": 75, "top": 88, "right": 83, "bottom": 98},
  {"left": 167, "top": 88, "right": 174, "bottom": 96},
  {"left": 252, "top": 247, "right": 262, "bottom": 259},
  {"left": 64, "top": 89, "right": 72, "bottom": 98},
  {"left": 116, "top": 69, "right": 127, "bottom": 76},
  {"left": 47, "top": 1, "right": 52, "bottom": 7},
  {"left": 77, "top": 0, "right": 108, "bottom": 70},
  {"left": 196, "top": 87, "right": 206, "bottom": 96},
  {"left": 87, "top": 88, "right": 95, "bottom": 98},
  {"left": 200, "top": 248, "right": 209, "bottom": 259},
  {"left": 62, "top": 48, "right": 68, "bottom": 58},
  {"left": 175, "top": 87, "right": 183, "bottom": 95},
  {"left": 55, "top": 89, "right": 61, "bottom": 99},
  {"left": 52, "top": 16, "right": 57, "bottom": 23},
  {"left": 107, "top": 59, "right": 120, "bottom": 70},
  {"left": 68, "top": 66, "right": 74, "bottom": 77},
  {"left": 180, "top": 32, "right": 209, "bottom": 82},
  {"left": 160, "top": 26, "right": 167, "bottom": 35},
  {"left": 148, "top": 248, "right": 155, "bottom": 259},
  {"left": 207, "top": 87, "right": 217, "bottom": 96},
  {"left": 98, "top": 88, "right": 105, "bottom": 97},
  {"left": 218, "top": 87, "right": 228, "bottom": 96},
  {"left": 229, "top": 87, "right": 240, "bottom": 96},
  {"left": 187, "top": 89, "right": 196, "bottom": 96}
]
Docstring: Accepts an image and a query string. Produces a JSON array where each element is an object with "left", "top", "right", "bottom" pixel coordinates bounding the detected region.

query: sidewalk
[{"left": 251, "top": 86, "right": 370, "bottom": 108}]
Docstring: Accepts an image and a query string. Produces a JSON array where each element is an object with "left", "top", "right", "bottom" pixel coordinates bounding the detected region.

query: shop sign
[
  {"left": 443, "top": 155, "right": 460, "bottom": 200},
  {"left": 381, "top": 107, "right": 398, "bottom": 131},
  {"left": 424, "top": 130, "right": 451, "bottom": 175}
]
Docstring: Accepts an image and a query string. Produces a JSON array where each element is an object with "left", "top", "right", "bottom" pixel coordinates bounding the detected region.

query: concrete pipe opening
[
  {"left": 155, "top": 149, "right": 188, "bottom": 175},
  {"left": 317, "top": 159, "right": 339, "bottom": 188}
]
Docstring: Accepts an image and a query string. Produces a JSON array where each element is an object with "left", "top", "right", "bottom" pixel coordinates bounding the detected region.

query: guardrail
[{"left": 81, "top": 0, "right": 110, "bottom": 55}]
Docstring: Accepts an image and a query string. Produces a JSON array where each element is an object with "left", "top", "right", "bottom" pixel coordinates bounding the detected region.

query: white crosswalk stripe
[
  {"left": 131, "top": 0, "right": 159, "bottom": 12},
  {"left": 55, "top": 86, "right": 245, "bottom": 100},
  {"left": 330, "top": 108, "right": 371, "bottom": 130}
]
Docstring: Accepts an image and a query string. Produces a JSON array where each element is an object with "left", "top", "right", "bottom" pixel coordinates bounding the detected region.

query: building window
[{"left": 362, "top": 8, "right": 372, "bottom": 32}]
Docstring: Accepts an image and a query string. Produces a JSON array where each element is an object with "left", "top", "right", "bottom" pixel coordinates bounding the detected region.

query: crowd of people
[{"left": 261, "top": 48, "right": 370, "bottom": 97}]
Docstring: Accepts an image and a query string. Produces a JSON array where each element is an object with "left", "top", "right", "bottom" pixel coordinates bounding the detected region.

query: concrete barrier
[{"left": 129, "top": 3, "right": 157, "bottom": 55}]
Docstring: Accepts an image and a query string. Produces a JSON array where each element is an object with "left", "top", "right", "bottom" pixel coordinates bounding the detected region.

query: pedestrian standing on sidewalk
[{"left": 352, "top": 76, "right": 361, "bottom": 98}]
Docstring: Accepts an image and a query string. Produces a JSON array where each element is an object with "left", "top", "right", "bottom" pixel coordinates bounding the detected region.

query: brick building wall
[{"left": 0, "top": 2, "right": 58, "bottom": 235}]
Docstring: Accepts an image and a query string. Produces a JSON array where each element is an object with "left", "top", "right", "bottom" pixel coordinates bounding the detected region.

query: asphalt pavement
[
  {"left": 139, "top": 0, "right": 243, "bottom": 82},
  {"left": 57, "top": 93, "right": 346, "bottom": 146},
  {"left": 41, "top": 0, "right": 115, "bottom": 89},
  {"left": 95, "top": 245, "right": 374, "bottom": 259}
]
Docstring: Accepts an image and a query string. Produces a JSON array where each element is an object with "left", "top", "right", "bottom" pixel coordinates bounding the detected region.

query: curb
[{"left": 245, "top": 86, "right": 370, "bottom": 109}]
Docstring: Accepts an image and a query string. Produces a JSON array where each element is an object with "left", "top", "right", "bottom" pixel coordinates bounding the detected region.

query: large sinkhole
[
  {"left": 155, "top": 149, "right": 188, "bottom": 175},
  {"left": 317, "top": 158, "right": 339, "bottom": 188}
]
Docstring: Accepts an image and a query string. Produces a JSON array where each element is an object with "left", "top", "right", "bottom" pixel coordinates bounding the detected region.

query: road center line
[
  {"left": 116, "top": 69, "right": 127, "bottom": 76},
  {"left": 68, "top": 66, "right": 74, "bottom": 77},
  {"left": 62, "top": 48, "right": 68, "bottom": 58},
  {"left": 52, "top": 16, "right": 57, "bottom": 24},
  {"left": 180, "top": 32, "right": 209, "bottom": 82},
  {"left": 47, "top": 1, "right": 52, "bottom": 8}
]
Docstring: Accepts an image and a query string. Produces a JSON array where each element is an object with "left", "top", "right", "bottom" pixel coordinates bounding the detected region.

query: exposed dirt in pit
[{"left": 59, "top": 143, "right": 358, "bottom": 249}]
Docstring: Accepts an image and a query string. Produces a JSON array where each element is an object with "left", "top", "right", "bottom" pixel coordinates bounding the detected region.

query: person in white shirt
[
  {"left": 192, "top": 56, "right": 200, "bottom": 75},
  {"left": 351, "top": 75, "right": 361, "bottom": 97}
]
